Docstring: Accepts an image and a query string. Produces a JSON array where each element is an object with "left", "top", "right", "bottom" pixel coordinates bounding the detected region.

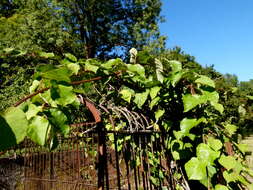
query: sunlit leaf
[
  {"left": 155, "top": 109, "right": 165, "bottom": 121},
  {"left": 219, "top": 155, "right": 237, "bottom": 170},
  {"left": 27, "top": 116, "right": 50, "bottom": 146},
  {"left": 224, "top": 124, "right": 237, "bottom": 136},
  {"left": 207, "top": 137, "right": 222, "bottom": 151},
  {"left": 26, "top": 103, "right": 42, "bottom": 120},
  {"left": 150, "top": 86, "right": 161, "bottom": 99},
  {"left": 127, "top": 64, "right": 145, "bottom": 78},
  {"left": 185, "top": 157, "right": 207, "bottom": 180},
  {"left": 133, "top": 89, "right": 149, "bottom": 108},
  {"left": 0, "top": 107, "right": 28, "bottom": 149},
  {"left": 180, "top": 117, "right": 206, "bottom": 135},
  {"left": 195, "top": 75, "right": 215, "bottom": 88},
  {"left": 64, "top": 53, "right": 77, "bottom": 62},
  {"left": 196, "top": 143, "right": 220, "bottom": 165}
]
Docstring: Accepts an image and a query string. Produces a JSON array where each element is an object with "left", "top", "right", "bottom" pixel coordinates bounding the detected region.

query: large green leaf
[
  {"left": 218, "top": 155, "right": 237, "bottom": 170},
  {"left": 49, "top": 109, "right": 69, "bottom": 137},
  {"left": 64, "top": 53, "right": 77, "bottom": 62},
  {"left": 25, "top": 103, "right": 42, "bottom": 120},
  {"left": 168, "top": 60, "right": 182, "bottom": 72},
  {"left": 41, "top": 67, "right": 71, "bottom": 82},
  {"left": 168, "top": 72, "right": 183, "bottom": 87},
  {"left": 185, "top": 157, "right": 207, "bottom": 180},
  {"left": 85, "top": 62, "right": 99, "bottom": 73},
  {"left": 119, "top": 87, "right": 135, "bottom": 103},
  {"left": 0, "top": 107, "right": 28, "bottom": 150},
  {"left": 150, "top": 86, "right": 161, "bottom": 99},
  {"left": 201, "top": 90, "right": 219, "bottom": 103},
  {"left": 55, "top": 85, "right": 77, "bottom": 106},
  {"left": 67, "top": 63, "right": 80, "bottom": 75},
  {"left": 224, "top": 124, "right": 237, "bottom": 136},
  {"left": 27, "top": 116, "right": 50, "bottom": 146},
  {"left": 134, "top": 89, "right": 150, "bottom": 108},
  {"left": 149, "top": 97, "right": 160, "bottom": 110},
  {"left": 215, "top": 185, "right": 229, "bottom": 190},
  {"left": 195, "top": 75, "right": 215, "bottom": 88},
  {"left": 196, "top": 143, "right": 220, "bottom": 165},
  {"left": 155, "top": 109, "right": 165, "bottom": 121},
  {"left": 211, "top": 102, "right": 224, "bottom": 114},
  {"left": 101, "top": 58, "right": 122, "bottom": 70},
  {"left": 182, "top": 94, "right": 205, "bottom": 112},
  {"left": 207, "top": 137, "right": 222, "bottom": 151},
  {"left": 3, "top": 107, "right": 28, "bottom": 144},
  {"left": 180, "top": 117, "right": 206, "bottom": 135},
  {"left": 127, "top": 64, "right": 145, "bottom": 78}
]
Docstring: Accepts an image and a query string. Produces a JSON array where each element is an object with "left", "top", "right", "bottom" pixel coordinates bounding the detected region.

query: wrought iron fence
[{"left": 0, "top": 97, "right": 189, "bottom": 190}]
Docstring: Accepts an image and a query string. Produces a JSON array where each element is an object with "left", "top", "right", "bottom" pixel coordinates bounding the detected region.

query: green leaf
[
  {"left": 64, "top": 53, "right": 77, "bottom": 62},
  {"left": 185, "top": 157, "right": 207, "bottom": 180},
  {"left": 40, "top": 90, "right": 57, "bottom": 107},
  {"left": 85, "top": 62, "right": 99, "bottom": 73},
  {"left": 223, "top": 170, "right": 236, "bottom": 183},
  {"left": 195, "top": 75, "right": 215, "bottom": 88},
  {"left": 150, "top": 86, "right": 161, "bottom": 99},
  {"left": 101, "top": 58, "right": 122, "bottom": 70},
  {"left": 167, "top": 71, "right": 184, "bottom": 87},
  {"left": 29, "top": 80, "right": 40, "bottom": 93},
  {"left": 207, "top": 137, "right": 222, "bottom": 151},
  {"left": 134, "top": 89, "right": 149, "bottom": 108},
  {"left": 202, "top": 90, "right": 219, "bottom": 103},
  {"left": 27, "top": 116, "right": 50, "bottom": 146},
  {"left": 168, "top": 60, "right": 182, "bottom": 72},
  {"left": 155, "top": 109, "right": 165, "bottom": 121},
  {"left": 39, "top": 52, "right": 55, "bottom": 58},
  {"left": 149, "top": 97, "right": 160, "bottom": 110},
  {"left": 211, "top": 102, "right": 224, "bottom": 114},
  {"left": 127, "top": 64, "right": 145, "bottom": 78},
  {"left": 0, "top": 107, "right": 28, "bottom": 150},
  {"left": 215, "top": 184, "right": 229, "bottom": 190},
  {"left": 41, "top": 67, "right": 71, "bottom": 82},
  {"left": 182, "top": 94, "right": 205, "bottom": 112},
  {"left": 237, "top": 143, "right": 248, "bottom": 154},
  {"left": 180, "top": 118, "right": 206, "bottom": 135},
  {"left": 55, "top": 85, "right": 77, "bottom": 106},
  {"left": 49, "top": 109, "right": 69, "bottom": 137},
  {"left": 119, "top": 88, "right": 135, "bottom": 103},
  {"left": 67, "top": 63, "right": 80, "bottom": 75},
  {"left": 246, "top": 95, "right": 253, "bottom": 100},
  {"left": 26, "top": 103, "right": 42, "bottom": 120},
  {"left": 218, "top": 155, "right": 237, "bottom": 170},
  {"left": 224, "top": 124, "right": 237, "bottom": 136},
  {"left": 196, "top": 143, "right": 220, "bottom": 165}
]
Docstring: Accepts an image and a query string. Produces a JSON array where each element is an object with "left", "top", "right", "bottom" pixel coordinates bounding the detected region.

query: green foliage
[
  {"left": 0, "top": 50, "right": 252, "bottom": 190},
  {"left": 0, "top": 0, "right": 165, "bottom": 58}
]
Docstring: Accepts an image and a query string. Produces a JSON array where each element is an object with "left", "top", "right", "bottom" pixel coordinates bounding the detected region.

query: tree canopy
[{"left": 0, "top": 0, "right": 166, "bottom": 58}]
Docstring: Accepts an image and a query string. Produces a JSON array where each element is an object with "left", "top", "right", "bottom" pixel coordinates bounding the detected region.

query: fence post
[{"left": 97, "top": 123, "right": 108, "bottom": 190}]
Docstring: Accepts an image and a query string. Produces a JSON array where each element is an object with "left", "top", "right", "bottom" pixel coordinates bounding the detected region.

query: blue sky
[{"left": 160, "top": 0, "right": 253, "bottom": 81}]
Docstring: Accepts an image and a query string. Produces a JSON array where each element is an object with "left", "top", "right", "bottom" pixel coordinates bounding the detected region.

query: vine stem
[
  {"left": 13, "top": 76, "right": 102, "bottom": 107},
  {"left": 14, "top": 71, "right": 122, "bottom": 107}
]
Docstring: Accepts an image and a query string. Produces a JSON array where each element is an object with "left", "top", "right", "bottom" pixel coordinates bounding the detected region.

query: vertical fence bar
[
  {"left": 97, "top": 123, "right": 106, "bottom": 190},
  {"left": 114, "top": 133, "right": 121, "bottom": 190}
]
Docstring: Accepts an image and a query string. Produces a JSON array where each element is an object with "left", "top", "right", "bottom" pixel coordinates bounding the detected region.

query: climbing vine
[{"left": 0, "top": 48, "right": 252, "bottom": 189}]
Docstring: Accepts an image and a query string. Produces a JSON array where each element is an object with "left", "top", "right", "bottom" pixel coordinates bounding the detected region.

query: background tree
[{"left": 0, "top": 0, "right": 165, "bottom": 58}]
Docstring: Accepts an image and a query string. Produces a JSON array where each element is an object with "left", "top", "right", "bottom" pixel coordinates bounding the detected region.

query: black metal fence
[{"left": 0, "top": 99, "right": 189, "bottom": 190}]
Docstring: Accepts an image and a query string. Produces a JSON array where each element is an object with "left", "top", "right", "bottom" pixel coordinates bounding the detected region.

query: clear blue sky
[{"left": 160, "top": 0, "right": 253, "bottom": 81}]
